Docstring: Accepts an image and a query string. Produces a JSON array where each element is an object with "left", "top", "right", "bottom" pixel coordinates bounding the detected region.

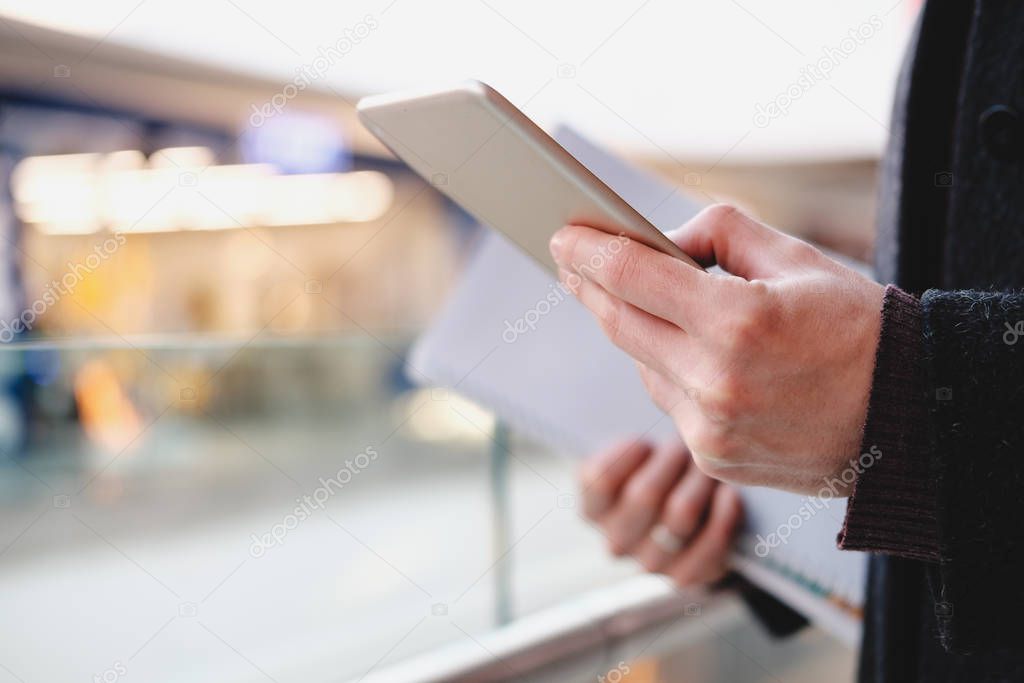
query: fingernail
[{"left": 549, "top": 228, "right": 569, "bottom": 265}]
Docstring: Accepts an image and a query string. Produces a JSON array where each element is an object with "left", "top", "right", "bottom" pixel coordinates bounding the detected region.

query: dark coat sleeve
[{"left": 839, "top": 284, "right": 1024, "bottom": 654}]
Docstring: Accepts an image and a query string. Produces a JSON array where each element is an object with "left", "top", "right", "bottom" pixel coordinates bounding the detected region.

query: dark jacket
[{"left": 837, "top": 1, "right": 1024, "bottom": 680}]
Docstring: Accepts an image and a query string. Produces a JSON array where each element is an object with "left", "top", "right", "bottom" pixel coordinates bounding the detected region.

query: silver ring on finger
[{"left": 650, "top": 523, "right": 685, "bottom": 554}]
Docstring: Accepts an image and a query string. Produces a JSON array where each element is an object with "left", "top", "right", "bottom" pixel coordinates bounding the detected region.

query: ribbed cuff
[{"left": 837, "top": 285, "right": 942, "bottom": 562}]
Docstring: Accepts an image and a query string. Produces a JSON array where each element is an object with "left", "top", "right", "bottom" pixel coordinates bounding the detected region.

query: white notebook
[{"left": 406, "top": 126, "right": 867, "bottom": 646}]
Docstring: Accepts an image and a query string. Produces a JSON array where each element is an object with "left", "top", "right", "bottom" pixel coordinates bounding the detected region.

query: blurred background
[{"left": 0, "top": 1, "right": 918, "bottom": 681}]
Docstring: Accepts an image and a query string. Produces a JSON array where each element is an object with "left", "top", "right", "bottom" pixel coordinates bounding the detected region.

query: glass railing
[
  {"left": 0, "top": 335, "right": 632, "bottom": 682},
  {"left": 0, "top": 335, "right": 855, "bottom": 682}
]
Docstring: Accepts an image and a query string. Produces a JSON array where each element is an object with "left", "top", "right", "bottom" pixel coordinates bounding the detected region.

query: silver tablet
[{"left": 357, "top": 80, "right": 699, "bottom": 275}]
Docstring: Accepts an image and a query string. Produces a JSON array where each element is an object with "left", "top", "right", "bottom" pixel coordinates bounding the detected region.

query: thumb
[{"left": 668, "top": 204, "right": 800, "bottom": 281}]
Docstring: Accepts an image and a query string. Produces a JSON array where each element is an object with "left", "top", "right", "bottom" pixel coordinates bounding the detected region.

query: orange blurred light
[{"left": 73, "top": 360, "right": 144, "bottom": 454}]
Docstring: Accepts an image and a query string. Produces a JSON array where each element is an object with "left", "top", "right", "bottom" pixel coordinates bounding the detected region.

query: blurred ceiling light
[
  {"left": 149, "top": 146, "right": 216, "bottom": 168},
  {"left": 13, "top": 152, "right": 111, "bottom": 234},
  {"left": 260, "top": 171, "right": 394, "bottom": 226},
  {"left": 100, "top": 150, "right": 148, "bottom": 172},
  {"left": 12, "top": 148, "right": 393, "bottom": 234}
]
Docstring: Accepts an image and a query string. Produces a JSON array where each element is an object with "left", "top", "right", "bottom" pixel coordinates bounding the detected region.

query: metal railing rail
[{"left": 359, "top": 575, "right": 743, "bottom": 683}]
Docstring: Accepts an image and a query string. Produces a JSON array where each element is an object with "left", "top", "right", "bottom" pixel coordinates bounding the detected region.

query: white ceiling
[{"left": 0, "top": 0, "right": 917, "bottom": 163}]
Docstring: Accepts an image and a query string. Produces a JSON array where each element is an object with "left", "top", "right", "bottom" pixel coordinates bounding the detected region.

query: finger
[
  {"left": 551, "top": 225, "right": 709, "bottom": 331},
  {"left": 632, "top": 523, "right": 685, "bottom": 573},
  {"left": 662, "top": 460, "right": 718, "bottom": 540},
  {"left": 629, "top": 461, "right": 718, "bottom": 573},
  {"left": 569, "top": 274, "right": 691, "bottom": 381},
  {"left": 602, "top": 440, "right": 689, "bottom": 555},
  {"left": 637, "top": 362, "right": 702, "bottom": 416},
  {"left": 668, "top": 204, "right": 808, "bottom": 280},
  {"left": 666, "top": 486, "right": 744, "bottom": 587},
  {"left": 638, "top": 362, "right": 676, "bottom": 414},
  {"left": 579, "top": 439, "right": 653, "bottom": 519}
]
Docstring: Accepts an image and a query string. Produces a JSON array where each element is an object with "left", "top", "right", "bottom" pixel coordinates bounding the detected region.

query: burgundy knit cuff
[{"left": 837, "top": 285, "right": 942, "bottom": 562}]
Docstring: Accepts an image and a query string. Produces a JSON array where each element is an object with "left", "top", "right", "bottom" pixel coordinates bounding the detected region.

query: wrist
[{"left": 837, "top": 285, "right": 942, "bottom": 561}]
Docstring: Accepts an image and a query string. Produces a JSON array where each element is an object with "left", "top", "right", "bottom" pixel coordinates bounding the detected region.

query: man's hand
[
  {"left": 551, "top": 205, "right": 885, "bottom": 495},
  {"left": 580, "top": 439, "right": 742, "bottom": 586}
]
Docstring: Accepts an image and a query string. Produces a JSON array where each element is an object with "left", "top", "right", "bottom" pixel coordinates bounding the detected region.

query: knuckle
[
  {"left": 596, "top": 297, "right": 627, "bottom": 345},
  {"left": 604, "top": 245, "right": 642, "bottom": 287},
  {"left": 721, "top": 304, "right": 766, "bottom": 350},
  {"left": 702, "top": 203, "right": 744, "bottom": 229},
  {"left": 702, "top": 373, "right": 747, "bottom": 424},
  {"left": 744, "top": 277, "right": 773, "bottom": 303},
  {"left": 717, "top": 285, "right": 778, "bottom": 352},
  {"left": 666, "top": 494, "right": 704, "bottom": 535},
  {"left": 785, "top": 237, "right": 821, "bottom": 264},
  {"left": 621, "top": 478, "right": 661, "bottom": 515}
]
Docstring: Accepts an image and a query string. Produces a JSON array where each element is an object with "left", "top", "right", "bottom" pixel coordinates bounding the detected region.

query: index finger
[{"left": 550, "top": 224, "right": 728, "bottom": 333}]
